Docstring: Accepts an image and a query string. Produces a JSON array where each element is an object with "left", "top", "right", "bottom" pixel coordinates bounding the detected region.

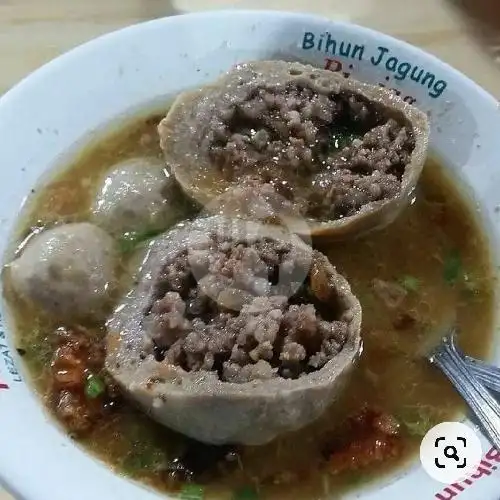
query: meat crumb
[
  {"left": 205, "top": 79, "right": 415, "bottom": 221},
  {"left": 144, "top": 234, "right": 354, "bottom": 383}
]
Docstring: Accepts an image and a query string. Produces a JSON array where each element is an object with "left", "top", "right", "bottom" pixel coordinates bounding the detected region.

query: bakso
[
  {"left": 107, "top": 216, "right": 362, "bottom": 445},
  {"left": 9, "top": 223, "right": 117, "bottom": 320},
  {"left": 159, "top": 60, "right": 429, "bottom": 238}
]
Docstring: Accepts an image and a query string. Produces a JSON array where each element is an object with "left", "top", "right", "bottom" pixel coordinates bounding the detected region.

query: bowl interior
[{"left": 0, "top": 10, "right": 500, "bottom": 500}]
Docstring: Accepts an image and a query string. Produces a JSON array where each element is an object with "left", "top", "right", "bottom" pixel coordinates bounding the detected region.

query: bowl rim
[
  {"left": 0, "top": 9, "right": 499, "bottom": 500},
  {"left": 1, "top": 9, "right": 497, "bottom": 112}
]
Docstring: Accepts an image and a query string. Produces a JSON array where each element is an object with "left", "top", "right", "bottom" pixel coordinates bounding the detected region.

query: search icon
[
  {"left": 444, "top": 445, "right": 460, "bottom": 462},
  {"left": 420, "top": 422, "right": 482, "bottom": 483}
]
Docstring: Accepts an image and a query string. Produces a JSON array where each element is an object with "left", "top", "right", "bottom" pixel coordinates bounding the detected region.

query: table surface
[{"left": 1, "top": 1, "right": 499, "bottom": 499}]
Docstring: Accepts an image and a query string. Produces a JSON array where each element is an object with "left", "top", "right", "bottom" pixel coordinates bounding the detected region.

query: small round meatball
[
  {"left": 91, "top": 158, "right": 175, "bottom": 236},
  {"left": 9, "top": 223, "right": 117, "bottom": 320}
]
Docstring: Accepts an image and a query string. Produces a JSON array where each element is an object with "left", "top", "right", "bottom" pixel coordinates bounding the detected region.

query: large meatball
[
  {"left": 106, "top": 216, "right": 362, "bottom": 445},
  {"left": 91, "top": 157, "right": 180, "bottom": 237},
  {"left": 159, "top": 60, "right": 429, "bottom": 239},
  {"left": 9, "top": 223, "right": 117, "bottom": 320}
]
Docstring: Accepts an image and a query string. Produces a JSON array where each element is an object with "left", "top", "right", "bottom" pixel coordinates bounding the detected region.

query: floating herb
[
  {"left": 233, "top": 486, "right": 259, "bottom": 500},
  {"left": 180, "top": 484, "right": 204, "bottom": 500},
  {"left": 343, "top": 471, "right": 367, "bottom": 487},
  {"left": 123, "top": 447, "right": 166, "bottom": 475},
  {"left": 21, "top": 327, "right": 54, "bottom": 373},
  {"left": 398, "top": 405, "right": 438, "bottom": 437},
  {"left": 399, "top": 275, "right": 420, "bottom": 293},
  {"left": 443, "top": 249, "right": 462, "bottom": 285},
  {"left": 84, "top": 373, "right": 106, "bottom": 399},
  {"left": 120, "top": 416, "right": 172, "bottom": 476},
  {"left": 329, "top": 127, "right": 358, "bottom": 152},
  {"left": 405, "top": 420, "right": 432, "bottom": 437},
  {"left": 118, "top": 228, "right": 163, "bottom": 254}
]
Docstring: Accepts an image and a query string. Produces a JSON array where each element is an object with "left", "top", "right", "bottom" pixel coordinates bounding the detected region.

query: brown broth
[{"left": 4, "top": 111, "right": 496, "bottom": 500}]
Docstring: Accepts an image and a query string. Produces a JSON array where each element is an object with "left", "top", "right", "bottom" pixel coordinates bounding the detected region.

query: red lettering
[
  {"left": 436, "top": 487, "right": 459, "bottom": 500},
  {"left": 434, "top": 454, "right": 500, "bottom": 500},
  {"left": 0, "top": 381, "right": 8, "bottom": 390},
  {"left": 485, "top": 447, "right": 500, "bottom": 463},
  {"left": 470, "top": 466, "right": 492, "bottom": 479}
]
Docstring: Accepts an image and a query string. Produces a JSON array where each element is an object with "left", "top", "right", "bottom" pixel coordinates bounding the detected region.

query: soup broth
[{"left": 4, "top": 111, "right": 495, "bottom": 500}]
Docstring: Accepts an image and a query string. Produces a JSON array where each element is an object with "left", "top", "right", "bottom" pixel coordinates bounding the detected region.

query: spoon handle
[
  {"left": 429, "top": 332, "right": 500, "bottom": 450},
  {"left": 464, "top": 355, "right": 500, "bottom": 393}
]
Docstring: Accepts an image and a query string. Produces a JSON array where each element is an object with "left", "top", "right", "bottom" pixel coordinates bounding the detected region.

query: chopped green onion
[
  {"left": 443, "top": 249, "right": 462, "bottom": 285},
  {"left": 233, "top": 486, "right": 259, "bottom": 500},
  {"left": 118, "top": 228, "right": 163, "bottom": 254},
  {"left": 84, "top": 373, "right": 106, "bottom": 399},
  {"left": 399, "top": 275, "right": 420, "bottom": 293},
  {"left": 180, "top": 484, "right": 204, "bottom": 500},
  {"left": 405, "top": 420, "right": 432, "bottom": 437},
  {"left": 123, "top": 446, "right": 166, "bottom": 475},
  {"left": 398, "top": 405, "right": 437, "bottom": 437},
  {"left": 344, "top": 471, "right": 367, "bottom": 487},
  {"left": 329, "top": 127, "right": 359, "bottom": 151}
]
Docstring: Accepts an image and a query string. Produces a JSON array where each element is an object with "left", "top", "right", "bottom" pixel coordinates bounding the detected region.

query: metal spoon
[
  {"left": 440, "top": 333, "right": 500, "bottom": 394},
  {"left": 462, "top": 355, "right": 500, "bottom": 394},
  {"left": 428, "top": 329, "right": 500, "bottom": 450}
]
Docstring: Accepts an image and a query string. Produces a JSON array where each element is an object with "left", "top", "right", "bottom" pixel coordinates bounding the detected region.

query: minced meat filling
[
  {"left": 207, "top": 83, "right": 415, "bottom": 220},
  {"left": 142, "top": 235, "right": 349, "bottom": 383}
]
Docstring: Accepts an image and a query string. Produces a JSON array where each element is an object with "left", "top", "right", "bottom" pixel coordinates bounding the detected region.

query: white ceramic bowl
[{"left": 1, "top": 10, "right": 500, "bottom": 500}]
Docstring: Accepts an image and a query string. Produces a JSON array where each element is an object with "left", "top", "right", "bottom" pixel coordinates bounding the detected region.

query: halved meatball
[
  {"left": 106, "top": 216, "right": 362, "bottom": 445},
  {"left": 159, "top": 60, "right": 429, "bottom": 239}
]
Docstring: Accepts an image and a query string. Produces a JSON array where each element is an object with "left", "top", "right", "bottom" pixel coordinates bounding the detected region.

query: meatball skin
[
  {"left": 9, "top": 223, "right": 117, "bottom": 320},
  {"left": 91, "top": 158, "right": 173, "bottom": 236}
]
